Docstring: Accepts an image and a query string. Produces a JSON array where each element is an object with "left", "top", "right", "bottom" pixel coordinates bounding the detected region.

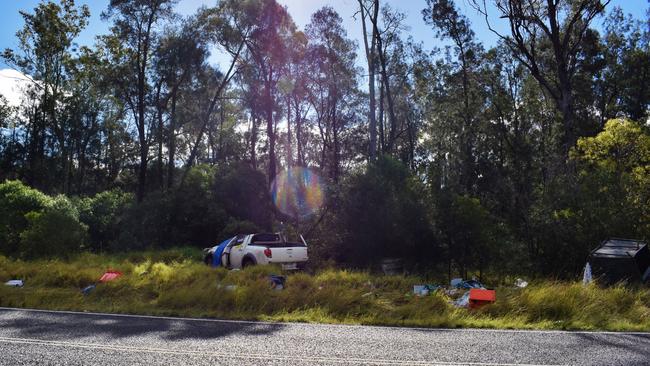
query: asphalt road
[{"left": 0, "top": 308, "right": 648, "bottom": 366}]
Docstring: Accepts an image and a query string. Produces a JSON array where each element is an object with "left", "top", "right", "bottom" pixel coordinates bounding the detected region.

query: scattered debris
[
  {"left": 99, "top": 270, "right": 122, "bottom": 283},
  {"left": 583, "top": 262, "right": 593, "bottom": 285},
  {"left": 453, "top": 292, "right": 470, "bottom": 307},
  {"left": 413, "top": 285, "right": 429, "bottom": 296},
  {"left": 444, "top": 288, "right": 460, "bottom": 296},
  {"left": 468, "top": 289, "right": 496, "bottom": 309},
  {"left": 514, "top": 278, "right": 528, "bottom": 288},
  {"left": 413, "top": 284, "right": 441, "bottom": 296},
  {"left": 454, "top": 279, "right": 485, "bottom": 290},
  {"left": 81, "top": 284, "right": 96, "bottom": 295},
  {"left": 450, "top": 278, "right": 462, "bottom": 287},
  {"left": 5, "top": 280, "right": 23, "bottom": 287},
  {"left": 269, "top": 275, "right": 286, "bottom": 290}
]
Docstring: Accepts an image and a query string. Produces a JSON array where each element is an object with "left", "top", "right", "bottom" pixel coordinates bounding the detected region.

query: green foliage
[
  {"left": 0, "top": 180, "right": 52, "bottom": 256},
  {"left": 528, "top": 119, "right": 650, "bottom": 275},
  {"left": 573, "top": 118, "right": 650, "bottom": 239},
  {"left": 333, "top": 156, "right": 437, "bottom": 266},
  {"left": 213, "top": 162, "right": 274, "bottom": 231},
  {"left": 436, "top": 194, "right": 512, "bottom": 277},
  {"left": 169, "top": 164, "right": 227, "bottom": 247},
  {"left": 77, "top": 189, "right": 134, "bottom": 252},
  {"left": 19, "top": 195, "right": 87, "bottom": 259}
]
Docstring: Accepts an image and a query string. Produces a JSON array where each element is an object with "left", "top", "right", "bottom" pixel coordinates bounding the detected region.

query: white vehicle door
[{"left": 227, "top": 235, "right": 249, "bottom": 268}]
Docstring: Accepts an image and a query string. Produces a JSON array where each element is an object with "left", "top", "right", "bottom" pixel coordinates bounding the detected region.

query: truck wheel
[{"left": 242, "top": 257, "right": 255, "bottom": 268}]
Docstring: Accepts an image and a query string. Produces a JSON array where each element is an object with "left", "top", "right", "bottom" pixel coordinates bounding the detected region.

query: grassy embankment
[{"left": 1, "top": 248, "right": 649, "bottom": 332}]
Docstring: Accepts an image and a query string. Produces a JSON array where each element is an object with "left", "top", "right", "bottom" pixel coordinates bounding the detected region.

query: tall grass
[{"left": 0, "top": 251, "right": 648, "bottom": 331}]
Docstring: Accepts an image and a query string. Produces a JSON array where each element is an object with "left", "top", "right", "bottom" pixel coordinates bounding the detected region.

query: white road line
[
  {"left": 0, "top": 307, "right": 648, "bottom": 336},
  {"left": 0, "top": 336, "right": 562, "bottom": 366}
]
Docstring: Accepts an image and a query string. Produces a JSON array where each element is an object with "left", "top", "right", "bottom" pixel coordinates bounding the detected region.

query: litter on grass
[
  {"left": 99, "top": 270, "right": 122, "bottom": 283},
  {"left": 81, "top": 284, "right": 96, "bottom": 295},
  {"left": 5, "top": 280, "right": 23, "bottom": 287},
  {"left": 583, "top": 262, "right": 593, "bottom": 285},
  {"left": 515, "top": 278, "right": 528, "bottom": 288},
  {"left": 453, "top": 292, "right": 470, "bottom": 307},
  {"left": 468, "top": 289, "right": 496, "bottom": 309},
  {"left": 454, "top": 279, "right": 485, "bottom": 289},
  {"left": 413, "top": 284, "right": 441, "bottom": 296},
  {"left": 270, "top": 275, "right": 286, "bottom": 290}
]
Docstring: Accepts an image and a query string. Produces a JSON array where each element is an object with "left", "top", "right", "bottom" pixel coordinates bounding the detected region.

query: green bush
[
  {"left": 332, "top": 156, "right": 437, "bottom": 267},
  {"left": 213, "top": 162, "right": 274, "bottom": 231},
  {"left": 19, "top": 195, "right": 88, "bottom": 259},
  {"left": 77, "top": 189, "right": 134, "bottom": 252},
  {"left": 0, "top": 180, "right": 52, "bottom": 256}
]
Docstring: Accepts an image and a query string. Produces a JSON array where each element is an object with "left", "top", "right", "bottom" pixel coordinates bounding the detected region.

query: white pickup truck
[{"left": 203, "top": 233, "right": 309, "bottom": 270}]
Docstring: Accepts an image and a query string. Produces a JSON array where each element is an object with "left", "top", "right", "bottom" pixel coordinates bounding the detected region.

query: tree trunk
[
  {"left": 378, "top": 75, "right": 385, "bottom": 152},
  {"left": 286, "top": 95, "right": 292, "bottom": 167},
  {"left": 167, "top": 93, "right": 177, "bottom": 189},
  {"left": 359, "top": 0, "right": 378, "bottom": 160},
  {"left": 266, "top": 67, "right": 276, "bottom": 186},
  {"left": 294, "top": 97, "right": 304, "bottom": 166},
  {"left": 157, "top": 105, "right": 164, "bottom": 190},
  {"left": 250, "top": 110, "right": 258, "bottom": 169},
  {"left": 371, "top": 11, "right": 397, "bottom": 153}
]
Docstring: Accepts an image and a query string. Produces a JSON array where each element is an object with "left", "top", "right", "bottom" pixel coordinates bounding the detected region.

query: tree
[
  {"left": 470, "top": 0, "right": 611, "bottom": 153},
  {"left": 305, "top": 7, "right": 360, "bottom": 183},
  {"left": 102, "top": 0, "right": 176, "bottom": 202},
  {"left": 240, "top": 0, "right": 295, "bottom": 186},
  {"left": 572, "top": 118, "right": 650, "bottom": 237},
  {"left": 423, "top": 0, "right": 485, "bottom": 193},
  {"left": 153, "top": 24, "right": 207, "bottom": 189},
  {"left": 357, "top": 0, "right": 379, "bottom": 160},
  {"left": 2, "top": 0, "right": 90, "bottom": 192},
  {"left": 594, "top": 7, "right": 650, "bottom": 124}
]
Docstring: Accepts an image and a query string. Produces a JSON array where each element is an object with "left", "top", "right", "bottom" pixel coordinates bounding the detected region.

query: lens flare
[{"left": 271, "top": 167, "right": 325, "bottom": 219}]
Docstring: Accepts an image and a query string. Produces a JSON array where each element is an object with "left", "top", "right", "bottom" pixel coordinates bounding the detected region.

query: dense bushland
[
  {"left": 0, "top": 0, "right": 648, "bottom": 280},
  {"left": 0, "top": 119, "right": 647, "bottom": 280}
]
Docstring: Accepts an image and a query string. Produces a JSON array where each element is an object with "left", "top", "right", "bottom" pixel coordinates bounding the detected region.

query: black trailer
[{"left": 588, "top": 238, "right": 650, "bottom": 285}]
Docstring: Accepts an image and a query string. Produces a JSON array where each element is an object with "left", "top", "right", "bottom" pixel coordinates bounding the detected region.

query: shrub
[
  {"left": 19, "top": 195, "right": 88, "bottom": 259},
  {"left": 213, "top": 162, "right": 274, "bottom": 231},
  {"left": 77, "top": 189, "right": 134, "bottom": 252},
  {"left": 332, "top": 156, "right": 437, "bottom": 267},
  {"left": 0, "top": 180, "right": 52, "bottom": 256}
]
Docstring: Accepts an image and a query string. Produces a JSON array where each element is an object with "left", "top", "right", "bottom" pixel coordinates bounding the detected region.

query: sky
[{"left": 0, "top": 0, "right": 648, "bottom": 74}]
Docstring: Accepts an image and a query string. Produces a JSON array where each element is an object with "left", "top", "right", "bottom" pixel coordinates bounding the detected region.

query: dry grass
[{"left": 0, "top": 251, "right": 648, "bottom": 331}]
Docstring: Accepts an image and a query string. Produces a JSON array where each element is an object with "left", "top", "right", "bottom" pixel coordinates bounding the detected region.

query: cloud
[{"left": 0, "top": 68, "right": 34, "bottom": 107}]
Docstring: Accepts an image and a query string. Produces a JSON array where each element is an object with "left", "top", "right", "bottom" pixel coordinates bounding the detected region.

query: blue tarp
[{"left": 212, "top": 237, "right": 234, "bottom": 267}]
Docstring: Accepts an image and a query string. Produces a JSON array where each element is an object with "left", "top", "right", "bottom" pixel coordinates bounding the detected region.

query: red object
[
  {"left": 468, "top": 289, "right": 496, "bottom": 309},
  {"left": 99, "top": 270, "right": 122, "bottom": 283},
  {"left": 264, "top": 248, "right": 272, "bottom": 258}
]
